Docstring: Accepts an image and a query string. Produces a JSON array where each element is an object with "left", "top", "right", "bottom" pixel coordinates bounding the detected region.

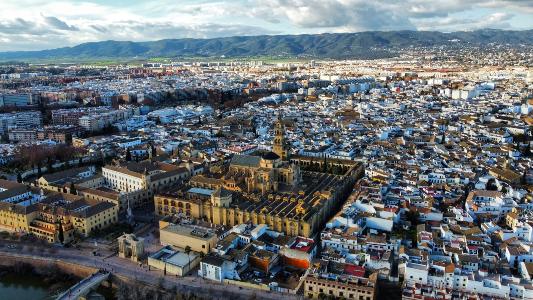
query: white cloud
[
  {"left": 252, "top": 0, "right": 529, "bottom": 32},
  {"left": 0, "top": 0, "right": 530, "bottom": 51},
  {"left": 414, "top": 12, "right": 515, "bottom": 31}
]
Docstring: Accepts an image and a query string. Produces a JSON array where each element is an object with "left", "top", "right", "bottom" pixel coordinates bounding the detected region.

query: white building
[{"left": 199, "top": 255, "right": 240, "bottom": 282}]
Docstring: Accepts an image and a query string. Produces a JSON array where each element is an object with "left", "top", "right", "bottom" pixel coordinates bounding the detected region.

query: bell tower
[{"left": 273, "top": 116, "right": 289, "bottom": 160}]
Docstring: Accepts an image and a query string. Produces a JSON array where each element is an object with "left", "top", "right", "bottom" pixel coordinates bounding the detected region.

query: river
[
  {"left": 0, "top": 273, "right": 115, "bottom": 300},
  {"left": 0, "top": 273, "right": 63, "bottom": 300}
]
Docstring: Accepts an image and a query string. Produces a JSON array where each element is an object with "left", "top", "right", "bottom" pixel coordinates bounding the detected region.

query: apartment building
[
  {"left": 102, "top": 161, "right": 189, "bottom": 208},
  {"left": 0, "top": 93, "right": 34, "bottom": 107},
  {"left": 0, "top": 179, "right": 118, "bottom": 243},
  {"left": 0, "top": 111, "right": 42, "bottom": 135},
  {"left": 304, "top": 261, "right": 377, "bottom": 300},
  {"left": 8, "top": 128, "right": 37, "bottom": 142}
]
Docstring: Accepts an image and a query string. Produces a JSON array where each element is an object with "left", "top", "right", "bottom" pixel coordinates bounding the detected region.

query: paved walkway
[{"left": 0, "top": 245, "right": 301, "bottom": 300}]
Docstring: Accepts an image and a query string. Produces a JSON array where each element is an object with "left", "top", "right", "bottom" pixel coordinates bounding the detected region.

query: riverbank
[
  {"left": 0, "top": 247, "right": 298, "bottom": 300},
  {"left": 0, "top": 261, "right": 79, "bottom": 299},
  {"left": 0, "top": 253, "right": 198, "bottom": 300},
  {"left": 0, "top": 257, "right": 115, "bottom": 299},
  {"left": 0, "top": 272, "right": 61, "bottom": 300}
]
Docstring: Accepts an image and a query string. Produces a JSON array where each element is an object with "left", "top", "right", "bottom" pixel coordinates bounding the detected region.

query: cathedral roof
[
  {"left": 213, "top": 187, "right": 232, "bottom": 198},
  {"left": 262, "top": 151, "right": 280, "bottom": 160},
  {"left": 230, "top": 155, "right": 261, "bottom": 168}
]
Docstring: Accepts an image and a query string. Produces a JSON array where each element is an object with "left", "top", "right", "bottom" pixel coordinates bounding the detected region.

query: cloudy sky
[{"left": 0, "top": 0, "right": 532, "bottom": 51}]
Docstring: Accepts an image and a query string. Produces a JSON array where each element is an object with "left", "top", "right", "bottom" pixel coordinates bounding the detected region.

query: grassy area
[
  {"left": 5, "top": 55, "right": 318, "bottom": 66},
  {"left": 3, "top": 57, "right": 131, "bottom": 65}
]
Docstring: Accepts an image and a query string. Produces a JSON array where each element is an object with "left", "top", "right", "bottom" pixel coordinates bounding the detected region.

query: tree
[
  {"left": 169, "top": 285, "right": 178, "bottom": 297},
  {"left": 47, "top": 159, "right": 54, "bottom": 173},
  {"left": 524, "top": 143, "right": 531, "bottom": 157},
  {"left": 501, "top": 185, "right": 509, "bottom": 194},
  {"left": 100, "top": 151, "right": 106, "bottom": 166},
  {"left": 16, "top": 173, "right": 22, "bottom": 183},
  {"left": 151, "top": 144, "right": 157, "bottom": 158},
  {"left": 116, "top": 282, "right": 131, "bottom": 300},
  {"left": 409, "top": 229, "right": 418, "bottom": 248},
  {"left": 1, "top": 133, "right": 8, "bottom": 143},
  {"left": 126, "top": 148, "right": 132, "bottom": 161},
  {"left": 157, "top": 277, "right": 165, "bottom": 289},
  {"left": 486, "top": 178, "right": 498, "bottom": 191},
  {"left": 406, "top": 209, "right": 420, "bottom": 226},
  {"left": 70, "top": 182, "right": 77, "bottom": 195},
  {"left": 65, "top": 133, "right": 73, "bottom": 145},
  {"left": 184, "top": 246, "right": 192, "bottom": 275},
  {"left": 57, "top": 221, "right": 64, "bottom": 244}
]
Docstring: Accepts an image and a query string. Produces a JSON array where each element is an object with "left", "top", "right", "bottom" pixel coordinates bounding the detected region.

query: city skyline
[{"left": 0, "top": 0, "right": 532, "bottom": 51}]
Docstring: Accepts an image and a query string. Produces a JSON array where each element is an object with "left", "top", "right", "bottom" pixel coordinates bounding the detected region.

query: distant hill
[{"left": 0, "top": 29, "right": 531, "bottom": 61}]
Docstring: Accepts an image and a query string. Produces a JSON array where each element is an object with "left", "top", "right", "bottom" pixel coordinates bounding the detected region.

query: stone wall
[{"left": 0, "top": 254, "right": 97, "bottom": 278}]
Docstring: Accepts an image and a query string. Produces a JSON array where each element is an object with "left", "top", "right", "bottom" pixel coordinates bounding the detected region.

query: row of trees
[
  {"left": 300, "top": 161, "right": 350, "bottom": 175},
  {"left": 5, "top": 144, "right": 86, "bottom": 172},
  {"left": 115, "top": 279, "right": 209, "bottom": 300}
]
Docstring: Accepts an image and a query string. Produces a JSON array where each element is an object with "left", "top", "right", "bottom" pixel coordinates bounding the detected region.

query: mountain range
[{"left": 0, "top": 29, "right": 531, "bottom": 61}]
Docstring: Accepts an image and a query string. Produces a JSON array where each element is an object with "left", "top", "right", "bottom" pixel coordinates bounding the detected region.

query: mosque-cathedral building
[{"left": 154, "top": 118, "right": 363, "bottom": 237}]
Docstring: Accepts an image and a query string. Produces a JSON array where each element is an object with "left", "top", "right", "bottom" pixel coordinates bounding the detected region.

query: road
[{"left": 0, "top": 242, "right": 300, "bottom": 300}]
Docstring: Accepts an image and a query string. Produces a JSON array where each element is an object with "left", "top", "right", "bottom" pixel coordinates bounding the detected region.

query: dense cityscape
[
  {"left": 0, "top": 42, "right": 531, "bottom": 300},
  {"left": 0, "top": 1, "right": 532, "bottom": 299}
]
